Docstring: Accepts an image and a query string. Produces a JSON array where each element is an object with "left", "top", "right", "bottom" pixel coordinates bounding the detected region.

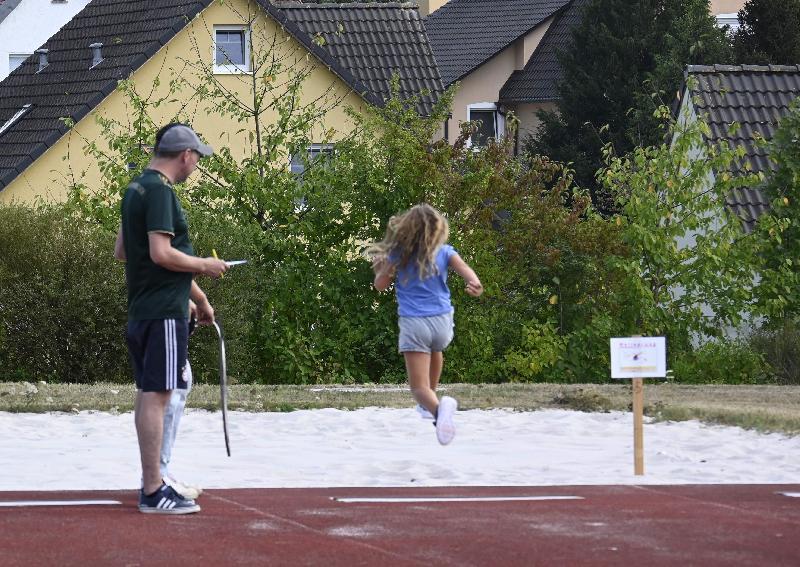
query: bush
[
  {"left": 748, "top": 320, "right": 800, "bottom": 385},
  {"left": 0, "top": 204, "right": 128, "bottom": 382},
  {"left": 670, "top": 339, "right": 774, "bottom": 384}
]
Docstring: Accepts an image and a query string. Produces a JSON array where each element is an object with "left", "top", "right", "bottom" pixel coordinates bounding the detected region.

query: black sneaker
[{"left": 138, "top": 483, "right": 201, "bottom": 515}]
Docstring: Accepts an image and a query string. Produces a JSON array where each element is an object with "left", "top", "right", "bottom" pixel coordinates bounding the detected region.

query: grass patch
[{"left": 1, "top": 381, "right": 798, "bottom": 436}]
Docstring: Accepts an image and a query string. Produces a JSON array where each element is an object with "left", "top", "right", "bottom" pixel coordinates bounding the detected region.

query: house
[
  {"left": 0, "top": 0, "right": 443, "bottom": 203},
  {"left": 675, "top": 64, "right": 800, "bottom": 232},
  {"left": 423, "top": 0, "right": 574, "bottom": 150},
  {"left": 499, "top": 0, "right": 588, "bottom": 146},
  {"left": 0, "top": 0, "right": 92, "bottom": 81},
  {"left": 672, "top": 64, "right": 800, "bottom": 339},
  {"left": 710, "top": 0, "right": 746, "bottom": 30},
  {"left": 424, "top": 0, "right": 749, "bottom": 151}
]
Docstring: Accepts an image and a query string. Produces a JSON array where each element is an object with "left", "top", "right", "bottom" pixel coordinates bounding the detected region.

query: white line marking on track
[
  {"left": 778, "top": 492, "right": 800, "bottom": 498},
  {"left": 0, "top": 500, "right": 122, "bottom": 508},
  {"left": 332, "top": 496, "right": 584, "bottom": 503}
]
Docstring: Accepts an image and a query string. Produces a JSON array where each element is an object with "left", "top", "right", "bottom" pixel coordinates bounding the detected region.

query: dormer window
[{"left": 214, "top": 26, "right": 251, "bottom": 74}]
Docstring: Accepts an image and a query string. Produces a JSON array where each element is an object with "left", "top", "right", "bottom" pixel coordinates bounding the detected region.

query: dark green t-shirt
[{"left": 121, "top": 169, "right": 194, "bottom": 321}]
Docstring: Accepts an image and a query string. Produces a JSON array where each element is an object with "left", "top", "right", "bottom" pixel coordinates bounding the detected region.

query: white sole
[
  {"left": 435, "top": 397, "right": 457, "bottom": 445},
  {"left": 138, "top": 505, "right": 201, "bottom": 515}
]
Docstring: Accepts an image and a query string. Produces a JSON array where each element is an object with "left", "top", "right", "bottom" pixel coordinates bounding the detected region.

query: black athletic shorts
[{"left": 126, "top": 318, "right": 189, "bottom": 392}]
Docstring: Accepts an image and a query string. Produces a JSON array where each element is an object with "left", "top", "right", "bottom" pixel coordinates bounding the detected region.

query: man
[{"left": 114, "top": 123, "right": 228, "bottom": 514}]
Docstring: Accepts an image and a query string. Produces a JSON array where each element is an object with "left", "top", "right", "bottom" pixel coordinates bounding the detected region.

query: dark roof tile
[
  {"left": 683, "top": 64, "right": 800, "bottom": 231},
  {"left": 500, "top": 0, "right": 587, "bottom": 103},
  {"left": 1, "top": 0, "right": 441, "bottom": 191},
  {"left": 275, "top": 2, "right": 443, "bottom": 115},
  {"left": 424, "top": 0, "right": 571, "bottom": 87}
]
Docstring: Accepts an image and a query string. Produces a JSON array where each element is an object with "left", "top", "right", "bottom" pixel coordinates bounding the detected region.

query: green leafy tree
[
  {"left": 602, "top": 104, "right": 762, "bottom": 348},
  {"left": 752, "top": 99, "right": 800, "bottom": 320},
  {"left": 529, "top": 0, "right": 731, "bottom": 213},
  {"left": 733, "top": 0, "right": 800, "bottom": 64}
]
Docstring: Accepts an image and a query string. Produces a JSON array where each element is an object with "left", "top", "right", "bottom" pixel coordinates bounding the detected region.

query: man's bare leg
[{"left": 136, "top": 390, "right": 171, "bottom": 495}]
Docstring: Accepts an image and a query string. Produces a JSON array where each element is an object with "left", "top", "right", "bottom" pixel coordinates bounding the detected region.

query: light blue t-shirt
[{"left": 394, "top": 244, "right": 457, "bottom": 317}]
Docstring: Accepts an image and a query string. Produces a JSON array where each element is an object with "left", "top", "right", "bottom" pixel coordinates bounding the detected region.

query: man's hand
[
  {"left": 202, "top": 257, "right": 229, "bottom": 279},
  {"left": 194, "top": 298, "right": 215, "bottom": 325}
]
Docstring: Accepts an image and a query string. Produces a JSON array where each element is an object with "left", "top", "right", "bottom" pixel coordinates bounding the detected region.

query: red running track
[{"left": 1, "top": 485, "right": 799, "bottom": 566}]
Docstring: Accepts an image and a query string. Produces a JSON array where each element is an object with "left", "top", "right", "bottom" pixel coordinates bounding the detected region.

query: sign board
[{"left": 610, "top": 337, "right": 667, "bottom": 379}]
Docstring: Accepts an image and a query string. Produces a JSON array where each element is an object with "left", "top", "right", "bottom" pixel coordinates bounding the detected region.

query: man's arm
[
  {"left": 190, "top": 280, "right": 214, "bottom": 325},
  {"left": 114, "top": 227, "right": 126, "bottom": 261},
  {"left": 148, "top": 232, "right": 228, "bottom": 278}
]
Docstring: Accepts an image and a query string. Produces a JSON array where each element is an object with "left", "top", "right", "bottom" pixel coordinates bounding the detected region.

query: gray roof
[
  {"left": 499, "top": 0, "right": 587, "bottom": 103},
  {"left": 683, "top": 64, "right": 800, "bottom": 231},
  {"left": 0, "top": 0, "right": 23, "bottom": 26},
  {"left": 276, "top": 2, "right": 443, "bottom": 116},
  {"left": 424, "top": 0, "right": 571, "bottom": 87},
  {"left": 0, "top": 0, "right": 441, "bottom": 191}
]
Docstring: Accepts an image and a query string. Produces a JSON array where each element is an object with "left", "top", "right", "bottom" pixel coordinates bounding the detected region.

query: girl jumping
[{"left": 369, "top": 204, "right": 483, "bottom": 445}]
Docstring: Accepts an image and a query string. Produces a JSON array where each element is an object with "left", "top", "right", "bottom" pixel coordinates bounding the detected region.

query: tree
[
  {"left": 752, "top": 100, "right": 800, "bottom": 321},
  {"left": 528, "top": 0, "right": 731, "bottom": 214},
  {"left": 733, "top": 0, "right": 800, "bottom": 64},
  {"left": 602, "top": 103, "right": 761, "bottom": 346}
]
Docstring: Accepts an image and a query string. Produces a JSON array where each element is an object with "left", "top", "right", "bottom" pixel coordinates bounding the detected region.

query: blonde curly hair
[{"left": 368, "top": 203, "right": 449, "bottom": 280}]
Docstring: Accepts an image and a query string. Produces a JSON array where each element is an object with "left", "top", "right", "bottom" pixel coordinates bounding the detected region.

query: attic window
[
  {"left": 9, "top": 54, "right": 31, "bottom": 72},
  {"left": 214, "top": 26, "right": 251, "bottom": 74},
  {"left": 0, "top": 104, "right": 32, "bottom": 138}
]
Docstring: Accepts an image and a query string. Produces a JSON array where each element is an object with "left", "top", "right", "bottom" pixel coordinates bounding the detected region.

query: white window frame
[
  {"left": 9, "top": 54, "right": 31, "bottom": 72},
  {"left": 213, "top": 25, "right": 251, "bottom": 74},
  {"left": 290, "top": 143, "right": 334, "bottom": 176},
  {"left": 466, "top": 102, "right": 505, "bottom": 149},
  {"left": 0, "top": 104, "right": 33, "bottom": 137}
]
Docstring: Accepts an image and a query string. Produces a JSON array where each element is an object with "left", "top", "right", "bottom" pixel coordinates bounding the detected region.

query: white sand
[{"left": 1, "top": 408, "right": 798, "bottom": 491}]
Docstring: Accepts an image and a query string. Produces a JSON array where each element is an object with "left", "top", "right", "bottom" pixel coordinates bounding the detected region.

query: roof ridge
[{"left": 688, "top": 64, "right": 800, "bottom": 73}]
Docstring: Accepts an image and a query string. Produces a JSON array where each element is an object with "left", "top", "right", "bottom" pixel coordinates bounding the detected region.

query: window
[
  {"left": 214, "top": 26, "right": 250, "bottom": 73},
  {"left": 290, "top": 144, "right": 334, "bottom": 176},
  {"left": 467, "top": 103, "right": 504, "bottom": 148},
  {"left": 9, "top": 54, "right": 31, "bottom": 72},
  {"left": 716, "top": 14, "right": 740, "bottom": 32},
  {"left": 0, "top": 104, "right": 32, "bottom": 138}
]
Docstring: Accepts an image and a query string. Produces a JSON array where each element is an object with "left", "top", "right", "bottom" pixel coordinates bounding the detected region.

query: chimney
[
  {"left": 89, "top": 42, "right": 103, "bottom": 68},
  {"left": 418, "top": 0, "right": 449, "bottom": 17},
  {"left": 35, "top": 49, "right": 49, "bottom": 73}
]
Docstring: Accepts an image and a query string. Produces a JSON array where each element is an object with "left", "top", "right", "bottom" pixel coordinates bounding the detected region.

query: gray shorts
[{"left": 398, "top": 312, "right": 454, "bottom": 353}]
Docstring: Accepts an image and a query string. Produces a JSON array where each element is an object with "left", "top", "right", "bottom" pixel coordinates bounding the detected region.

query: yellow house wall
[
  {"left": 512, "top": 101, "right": 557, "bottom": 144},
  {"left": 445, "top": 16, "right": 553, "bottom": 145},
  {"left": 710, "top": 0, "right": 745, "bottom": 14},
  {"left": 1, "top": 0, "right": 369, "bottom": 204}
]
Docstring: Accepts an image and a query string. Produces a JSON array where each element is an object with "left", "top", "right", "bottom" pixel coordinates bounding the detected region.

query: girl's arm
[
  {"left": 372, "top": 256, "right": 396, "bottom": 291},
  {"left": 449, "top": 254, "right": 483, "bottom": 297}
]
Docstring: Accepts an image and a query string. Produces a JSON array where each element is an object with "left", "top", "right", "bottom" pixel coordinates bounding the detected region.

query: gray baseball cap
[{"left": 157, "top": 125, "right": 214, "bottom": 157}]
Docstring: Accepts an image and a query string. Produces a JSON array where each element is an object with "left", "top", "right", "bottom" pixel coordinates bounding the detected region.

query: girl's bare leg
[
  {"left": 404, "top": 351, "right": 439, "bottom": 417},
  {"left": 429, "top": 351, "right": 443, "bottom": 391}
]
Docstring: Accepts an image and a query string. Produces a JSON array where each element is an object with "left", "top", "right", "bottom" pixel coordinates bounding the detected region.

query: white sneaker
[
  {"left": 164, "top": 476, "right": 203, "bottom": 500},
  {"left": 435, "top": 396, "right": 457, "bottom": 445},
  {"left": 415, "top": 404, "right": 435, "bottom": 420}
]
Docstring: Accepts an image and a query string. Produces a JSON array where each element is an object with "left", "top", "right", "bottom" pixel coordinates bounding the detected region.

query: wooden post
[{"left": 632, "top": 377, "right": 644, "bottom": 475}]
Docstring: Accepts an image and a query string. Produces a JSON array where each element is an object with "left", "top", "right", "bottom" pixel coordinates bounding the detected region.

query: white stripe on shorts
[{"left": 164, "top": 319, "right": 176, "bottom": 390}]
